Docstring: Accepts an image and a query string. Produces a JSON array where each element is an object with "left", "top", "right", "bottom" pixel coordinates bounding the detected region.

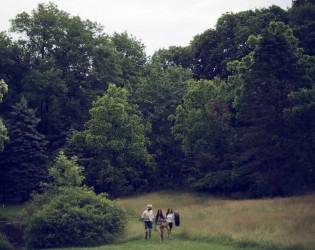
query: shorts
[
  {"left": 168, "top": 222, "right": 173, "bottom": 230},
  {"left": 145, "top": 221, "right": 152, "bottom": 229}
]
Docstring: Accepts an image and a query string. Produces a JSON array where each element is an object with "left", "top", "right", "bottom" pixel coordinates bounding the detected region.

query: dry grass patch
[{"left": 118, "top": 192, "right": 315, "bottom": 249}]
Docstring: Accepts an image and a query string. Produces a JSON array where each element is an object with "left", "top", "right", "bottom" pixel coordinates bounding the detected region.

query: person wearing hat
[{"left": 141, "top": 204, "right": 154, "bottom": 240}]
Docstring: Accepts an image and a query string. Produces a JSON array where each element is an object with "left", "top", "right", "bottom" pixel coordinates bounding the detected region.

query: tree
[
  {"left": 283, "top": 55, "right": 315, "bottom": 192},
  {"left": 10, "top": 2, "right": 69, "bottom": 60},
  {"left": 48, "top": 151, "right": 85, "bottom": 188},
  {"left": 21, "top": 151, "right": 126, "bottom": 249},
  {"left": 71, "top": 84, "right": 155, "bottom": 196},
  {"left": 170, "top": 79, "right": 238, "bottom": 195},
  {"left": 190, "top": 6, "right": 288, "bottom": 80},
  {"left": 0, "top": 79, "right": 9, "bottom": 202},
  {"left": 0, "top": 97, "right": 48, "bottom": 201},
  {"left": 151, "top": 46, "right": 193, "bottom": 70},
  {"left": 21, "top": 58, "right": 68, "bottom": 148},
  {"left": 0, "top": 32, "right": 30, "bottom": 112},
  {"left": 131, "top": 61, "right": 192, "bottom": 187},
  {"left": 109, "top": 54, "right": 194, "bottom": 190},
  {"left": 111, "top": 32, "right": 147, "bottom": 89},
  {"left": 289, "top": 0, "right": 315, "bottom": 56},
  {"left": 0, "top": 79, "right": 8, "bottom": 151},
  {"left": 8, "top": 3, "right": 125, "bottom": 151},
  {"left": 230, "top": 22, "right": 314, "bottom": 196}
]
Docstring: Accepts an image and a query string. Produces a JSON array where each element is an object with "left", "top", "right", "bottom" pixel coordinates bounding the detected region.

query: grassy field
[
  {"left": 49, "top": 238, "right": 254, "bottom": 250},
  {"left": 117, "top": 191, "right": 315, "bottom": 250},
  {"left": 2, "top": 192, "right": 315, "bottom": 249}
]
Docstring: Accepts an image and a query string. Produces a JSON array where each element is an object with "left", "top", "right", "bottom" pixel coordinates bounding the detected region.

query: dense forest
[{"left": 0, "top": 0, "right": 314, "bottom": 201}]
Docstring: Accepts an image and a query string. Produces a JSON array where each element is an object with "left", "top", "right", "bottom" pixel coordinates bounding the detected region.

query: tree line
[{"left": 0, "top": 0, "right": 314, "bottom": 201}]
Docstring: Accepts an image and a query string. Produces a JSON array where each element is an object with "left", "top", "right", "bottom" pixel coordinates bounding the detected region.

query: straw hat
[{"left": 147, "top": 204, "right": 152, "bottom": 209}]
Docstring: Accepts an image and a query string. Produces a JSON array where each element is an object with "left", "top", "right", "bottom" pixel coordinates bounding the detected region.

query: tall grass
[
  {"left": 118, "top": 191, "right": 315, "bottom": 249},
  {"left": 2, "top": 192, "right": 315, "bottom": 249}
]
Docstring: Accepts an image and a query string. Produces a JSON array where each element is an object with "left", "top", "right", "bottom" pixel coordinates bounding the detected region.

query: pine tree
[
  {"left": 0, "top": 97, "right": 48, "bottom": 201},
  {"left": 231, "top": 22, "right": 313, "bottom": 196}
]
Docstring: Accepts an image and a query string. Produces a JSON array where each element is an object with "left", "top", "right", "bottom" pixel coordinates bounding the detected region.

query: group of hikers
[{"left": 141, "top": 204, "right": 175, "bottom": 243}]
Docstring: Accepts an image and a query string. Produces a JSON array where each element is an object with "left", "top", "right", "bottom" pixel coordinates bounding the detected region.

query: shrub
[{"left": 22, "top": 186, "right": 126, "bottom": 249}]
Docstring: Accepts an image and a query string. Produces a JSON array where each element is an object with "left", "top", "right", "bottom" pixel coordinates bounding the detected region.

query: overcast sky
[{"left": 1, "top": 0, "right": 292, "bottom": 55}]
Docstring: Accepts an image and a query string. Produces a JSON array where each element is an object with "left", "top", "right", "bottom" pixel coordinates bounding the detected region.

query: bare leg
[
  {"left": 157, "top": 227, "right": 162, "bottom": 243},
  {"left": 167, "top": 225, "right": 171, "bottom": 239}
]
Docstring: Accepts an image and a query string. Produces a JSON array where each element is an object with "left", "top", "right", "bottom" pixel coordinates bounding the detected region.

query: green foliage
[
  {"left": 190, "top": 6, "right": 289, "bottom": 80},
  {"left": 1, "top": 1, "right": 315, "bottom": 199},
  {"left": 21, "top": 152, "right": 127, "bottom": 249},
  {"left": 6, "top": 2, "right": 146, "bottom": 152},
  {"left": 284, "top": 71, "right": 315, "bottom": 191},
  {"left": 71, "top": 84, "right": 155, "bottom": 196},
  {"left": 0, "top": 97, "right": 48, "bottom": 201},
  {"left": 21, "top": 58, "right": 68, "bottom": 147},
  {"left": 111, "top": 32, "right": 147, "bottom": 89},
  {"left": 0, "top": 79, "right": 8, "bottom": 103},
  {"left": 289, "top": 0, "right": 315, "bottom": 56},
  {"left": 170, "top": 79, "right": 238, "bottom": 194},
  {"left": 22, "top": 187, "right": 126, "bottom": 249},
  {"left": 131, "top": 61, "right": 192, "bottom": 187},
  {"left": 0, "top": 79, "right": 8, "bottom": 151},
  {"left": 152, "top": 45, "right": 193, "bottom": 69},
  {"left": 230, "top": 22, "right": 315, "bottom": 196},
  {"left": 10, "top": 3, "right": 69, "bottom": 60},
  {"left": 48, "top": 151, "right": 85, "bottom": 188}
]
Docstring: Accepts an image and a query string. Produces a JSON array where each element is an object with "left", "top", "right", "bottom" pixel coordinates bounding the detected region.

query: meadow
[
  {"left": 2, "top": 192, "right": 315, "bottom": 250},
  {"left": 117, "top": 191, "right": 315, "bottom": 250}
]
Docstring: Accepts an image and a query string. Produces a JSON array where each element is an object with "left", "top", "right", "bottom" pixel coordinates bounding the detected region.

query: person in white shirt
[
  {"left": 166, "top": 208, "right": 174, "bottom": 239},
  {"left": 141, "top": 204, "right": 154, "bottom": 240}
]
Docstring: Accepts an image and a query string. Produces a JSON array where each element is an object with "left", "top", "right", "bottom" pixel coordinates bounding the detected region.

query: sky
[{"left": 1, "top": 0, "right": 292, "bottom": 55}]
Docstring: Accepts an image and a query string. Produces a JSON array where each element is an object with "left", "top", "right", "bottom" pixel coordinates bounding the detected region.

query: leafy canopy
[{"left": 71, "top": 84, "right": 154, "bottom": 196}]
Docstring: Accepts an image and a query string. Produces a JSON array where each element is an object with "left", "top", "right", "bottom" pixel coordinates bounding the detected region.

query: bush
[{"left": 21, "top": 187, "right": 126, "bottom": 249}]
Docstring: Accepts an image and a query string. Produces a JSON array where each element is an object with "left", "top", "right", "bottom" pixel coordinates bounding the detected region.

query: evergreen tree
[
  {"left": 231, "top": 22, "right": 314, "bottom": 196},
  {"left": 0, "top": 97, "right": 48, "bottom": 201}
]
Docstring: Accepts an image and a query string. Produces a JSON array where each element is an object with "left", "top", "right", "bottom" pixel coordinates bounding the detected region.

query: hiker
[
  {"left": 155, "top": 209, "right": 167, "bottom": 243},
  {"left": 142, "top": 204, "right": 154, "bottom": 240},
  {"left": 166, "top": 208, "right": 174, "bottom": 239}
]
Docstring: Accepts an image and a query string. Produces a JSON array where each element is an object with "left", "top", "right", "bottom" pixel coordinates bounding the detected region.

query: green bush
[{"left": 22, "top": 187, "right": 126, "bottom": 249}]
